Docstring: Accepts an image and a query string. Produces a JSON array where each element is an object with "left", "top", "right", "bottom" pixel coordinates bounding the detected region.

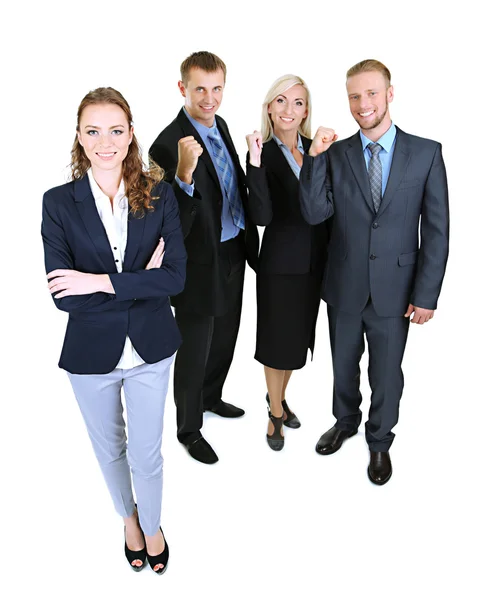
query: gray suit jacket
[{"left": 299, "top": 127, "right": 449, "bottom": 317}]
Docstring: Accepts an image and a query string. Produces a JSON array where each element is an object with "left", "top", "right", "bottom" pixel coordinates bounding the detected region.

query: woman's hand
[
  {"left": 309, "top": 126, "right": 338, "bottom": 157},
  {"left": 246, "top": 131, "right": 263, "bottom": 167},
  {"left": 145, "top": 237, "right": 165, "bottom": 270},
  {"left": 47, "top": 270, "right": 114, "bottom": 298}
]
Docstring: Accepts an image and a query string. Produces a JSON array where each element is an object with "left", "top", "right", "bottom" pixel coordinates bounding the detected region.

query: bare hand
[
  {"left": 47, "top": 270, "right": 114, "bottom": 298},
  {"left": 145, "top": 237, "right": 165, "bottom": 270},
  {"left": 176, "top": 136, "right": 203, "bottom": 183},
  {"left": 309, "top": 126, "right": 338, "bottom": 157},
  {"left": 404, "top": 304, "right": 435, "bottom": 324},
  {"left": 246, "top": 131, "right": 263, "bottom": 167}
]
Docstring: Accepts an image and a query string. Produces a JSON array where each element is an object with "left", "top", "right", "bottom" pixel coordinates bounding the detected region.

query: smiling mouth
[
  {"left": 96, "top": 152, "right": 116, "bottom": 160},
  {"left": 280, "top": 117, "right": 294, "bottom": 123},
  {"left": 359, "top": 110, "right": 375, "bottom": 118},
  {"left": 200, "top": 105, "right": 215, "bottom": 111}
]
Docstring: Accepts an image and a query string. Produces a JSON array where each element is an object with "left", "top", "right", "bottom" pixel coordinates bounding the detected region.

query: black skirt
[{"left": 255, "top": 272, "right": 322, "bottom": 370}]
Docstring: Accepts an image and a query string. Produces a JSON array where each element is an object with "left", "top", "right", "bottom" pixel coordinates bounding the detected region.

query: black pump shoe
[
  {"left": 265, "top": 394, "right": 301, "bottom": 428},
  {"left": 267, "top": 410, "right": 284, "bottom": 451},
  {"left": 147, "top": 527, "right": 169, "bottom": 575}
]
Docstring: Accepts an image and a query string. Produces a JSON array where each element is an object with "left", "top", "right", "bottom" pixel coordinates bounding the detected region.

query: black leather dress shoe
[
  {"left": 205, "top": 400, "right": 245, "bottom": 418},
  {"left": 182, "top": 435, "right": 219, "bottom": 464},
  {"left": 315, "top": 426, "right": 358, "bottom": 455},
  {"left": 368, "top": 451, "right": 392, "bottom": 485}
]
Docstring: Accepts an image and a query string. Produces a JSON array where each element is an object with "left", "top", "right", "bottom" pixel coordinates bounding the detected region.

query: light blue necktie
[{"left": 207, "top": 128, "right": 245, "bottom": 229}]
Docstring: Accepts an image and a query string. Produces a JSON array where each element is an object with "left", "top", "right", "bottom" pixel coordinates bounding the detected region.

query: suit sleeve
[
  {"left": 42, "top": 191, "right": 118, "bottom": 313},
  {"left": 299, "top": 152, "right": 335, "bottom": 225},
  {"left": 246, "top": 152, "right": 273, "bottom": 226},
  {"left": 411, "top": 144, "right": 449, "bottom": 309},
  {"left": 109, "top": 185, "right": 187, "bottom": 301},
  {"left": 149, "top": 140, "right": 200, "bottom": 239}
]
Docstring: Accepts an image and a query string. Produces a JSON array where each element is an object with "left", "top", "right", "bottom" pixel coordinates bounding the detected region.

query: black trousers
[
  {"left": 174, "top": 235, "right": 245, "bottom": 443},
  {"left": 327, "top": 298, "right": 410, "bottom": 451}
]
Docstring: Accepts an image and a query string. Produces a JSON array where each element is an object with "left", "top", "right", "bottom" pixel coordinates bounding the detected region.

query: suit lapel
[
  {"left": 377, "top": 128, "right": 411, "bottom": 216},
  {"left": 346, "top": 132, "right": 374, "bottom": 213},
  {"left": 264, "top": 137, "right": 300, "bottom": 195},
  {"left": 123, "top": 210, "right": 147, "bottom": 272},
  {"left": 176, "top": 108, "right": 220, "bottom": 188},
  {"left": 74, "top": 176, "right": 117, "bottom": 273}
]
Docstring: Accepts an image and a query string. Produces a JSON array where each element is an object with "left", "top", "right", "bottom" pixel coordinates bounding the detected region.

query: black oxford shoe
[
  {"left": 315, "top": 426, "right": 358, "bottom": 455},
  {"left": 205, "top": 400, "right": 245, "bottom": 418},
  {"left": 182, "top": 435, "right": 219, "bottom": 464},
  {"left": 368, "top": 451, "right": 392, "bottom": 485}
]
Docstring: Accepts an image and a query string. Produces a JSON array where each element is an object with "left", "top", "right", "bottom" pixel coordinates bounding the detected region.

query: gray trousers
[
  {"left": 67, "top": 355, "right": 174, "bottom": 536},
  {"left": 327, "top": 300, "right": 410, "bottom": 451}
]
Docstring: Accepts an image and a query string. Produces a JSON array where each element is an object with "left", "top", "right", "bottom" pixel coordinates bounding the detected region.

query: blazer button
[
  {"left": 372, "top": 223, "right": 379, "bottom": 229},
  {"left": 370, "top": 254, "right": 376, "bottom": 260},
  {"left": 191, "top": 205, "right": 197, "bottom": 216}
]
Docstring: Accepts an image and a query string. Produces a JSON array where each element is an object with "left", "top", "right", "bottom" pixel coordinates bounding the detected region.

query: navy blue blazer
[
  {"left": 300, "top": 127, "right": 449, "bottom": 317},
  {"left": 41, "top": 175, "right": 187, "bottom": 375}
]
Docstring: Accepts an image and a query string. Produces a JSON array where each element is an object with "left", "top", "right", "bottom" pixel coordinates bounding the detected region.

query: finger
[
  {"left": 404, "top": 304, "right": 414, "bottom": 317},
  {"left": 179, "top": 136, "right": 195, "bottom": 143},
  {"left": 47, "top": 269, "right": 70, "bottom": 279}
]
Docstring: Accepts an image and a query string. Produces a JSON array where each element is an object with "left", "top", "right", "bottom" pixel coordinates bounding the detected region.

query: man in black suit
[
  {"left": 150, "top": 51, "right": 258, "bottom": 464},
  {"left": 300, "top": 59, "right": 449, "bottom": 484}
]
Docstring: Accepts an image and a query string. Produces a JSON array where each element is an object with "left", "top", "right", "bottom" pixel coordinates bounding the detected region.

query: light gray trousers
[{"left": 67, "top": 355, "right": 174, "bottom": 536}]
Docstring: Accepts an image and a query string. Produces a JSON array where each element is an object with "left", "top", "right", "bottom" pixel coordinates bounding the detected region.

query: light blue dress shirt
[
  {"left": 272, "top": 133, "right": 304, "bottom": 179},
  {"left": 360, "top": 123, "right": 397, "bottom": 195},
  {"left": 175, "top": 107, "right": 242, "bottom": 241}
]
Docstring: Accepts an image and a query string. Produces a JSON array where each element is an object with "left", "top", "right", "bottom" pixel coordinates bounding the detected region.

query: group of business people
[{"left": 41, "top": 51, "right": 449, "bottom": 573}]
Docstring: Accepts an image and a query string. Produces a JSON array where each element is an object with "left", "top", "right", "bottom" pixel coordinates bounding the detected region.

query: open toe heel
[
  {"left": 266, "top": 410, "right": 284, "bottom": 451},
  {"left": 147, "top": 527, "right": 169, "bottom": 575},
  {"left": 124, "top": 529, "right": 147, "bottom": 572}
]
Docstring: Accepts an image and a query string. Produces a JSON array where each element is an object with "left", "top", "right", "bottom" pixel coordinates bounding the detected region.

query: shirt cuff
[{"left": 175, "top": 176, "right": 194, "bottom": 197}]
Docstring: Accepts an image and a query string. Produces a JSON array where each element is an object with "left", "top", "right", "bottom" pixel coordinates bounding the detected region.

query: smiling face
[
  {"left": 347, "top": 70, "right": 394, "bottom": 138},
  {"left": 178, "top": 67, "right": 225, "bottom": 126},
  {"left": 77, "top": 103, "right": 133, "bottom": 175},
  {"left": 268, "top": 84, "right": 308, "bottom": 137}
]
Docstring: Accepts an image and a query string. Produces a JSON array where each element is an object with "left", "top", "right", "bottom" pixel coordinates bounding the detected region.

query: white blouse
[{"left": 87, "top": 169, "right": 145, "bottom": 370}]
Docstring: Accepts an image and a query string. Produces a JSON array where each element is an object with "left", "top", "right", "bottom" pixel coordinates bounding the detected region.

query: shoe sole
[
  {"left": 367, "top": 467, "right": 392, "bottom": 485},
  {"left": 315, "top": 430, "right": 358, "bottom": 455}
]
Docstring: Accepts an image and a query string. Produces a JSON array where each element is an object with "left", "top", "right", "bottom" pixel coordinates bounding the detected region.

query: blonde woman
[{"left": 246, "top": 75, "right": 330, "bottom": 450}]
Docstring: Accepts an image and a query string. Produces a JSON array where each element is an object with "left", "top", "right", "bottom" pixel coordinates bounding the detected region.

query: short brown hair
[
  {"left": 180, "top": 51, "right": 227, "bottom": 85},
  {"left": 346, "top": 59, "right": 391, "bottom": 87}
]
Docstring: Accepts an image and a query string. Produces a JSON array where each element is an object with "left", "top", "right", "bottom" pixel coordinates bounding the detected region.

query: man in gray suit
[{"left": 300, "top": 59, "right": 449, "bottom": 485}]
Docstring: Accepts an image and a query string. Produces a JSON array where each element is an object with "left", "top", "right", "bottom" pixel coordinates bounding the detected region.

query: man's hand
[
  {"left": 404, "top": 304, "right": 435, "bottom": 324},
  {"left": 145, "top": 237, "right": 165, "bottom": 270},
  {"left": 47, "top": 270, "right": 114, "bottom": 298},
  {"left": 246, "top": 130, "right": 263, "bottom": 167},
  {"left": 176, "top": 136, "right": 203, "bottom": 183},
  {"left": 309, "top": 126, "right": 338, "bottom": 157}
]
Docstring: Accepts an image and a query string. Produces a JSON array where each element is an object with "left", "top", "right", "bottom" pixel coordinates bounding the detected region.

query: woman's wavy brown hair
[{"left": 70, "top": 87, "right": 163, "bottom": 216}]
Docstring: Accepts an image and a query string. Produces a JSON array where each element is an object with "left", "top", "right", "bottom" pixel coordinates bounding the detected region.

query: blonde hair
[
  {"left": 346, "top": 59, "right": 391, "bottom": 87},
  {"left": 261, "top": 74, "right": 312, "bottom": 142}
]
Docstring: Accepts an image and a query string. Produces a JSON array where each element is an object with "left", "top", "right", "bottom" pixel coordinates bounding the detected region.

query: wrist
[
  {"left": 99, "top": 274, "right": 115, "bottom": 294},
  {"left": 249, "top": 156, "right": 261, "bottom": 168},
  {"left": 176, "top": 169, "right": 193, "bottom": 184}
]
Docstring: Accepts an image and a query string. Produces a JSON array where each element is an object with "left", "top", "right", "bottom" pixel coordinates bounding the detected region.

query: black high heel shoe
[
  {"left": 124, "top": 529, "right": 147, "bottom": 572},
  {"left": 146, "top": 527, "right": 169, "bottom": 575},
  {"left": 266, "top": 393, "right": 301, "bottom": 429},
  {"left": 266, "top": 409, "right": 284, "bottom": 451}
]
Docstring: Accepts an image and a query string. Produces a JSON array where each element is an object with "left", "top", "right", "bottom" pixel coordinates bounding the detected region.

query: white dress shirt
[{"left": 87, "top": 169, "right": 145, "bottom": 370}]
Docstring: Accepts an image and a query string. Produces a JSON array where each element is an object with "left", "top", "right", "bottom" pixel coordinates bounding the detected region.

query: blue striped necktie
[
  {"left": 207, "top": 128, "right": 245, "bottom": 229},
  {"left": 367, "top": 142, "right": 383, "bottom": 213}
]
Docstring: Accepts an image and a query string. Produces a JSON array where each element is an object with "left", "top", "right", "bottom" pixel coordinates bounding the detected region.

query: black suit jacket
[
  {"left": 300, "top": 127, "right": 449, "bottom": 317},
  {"left": 149, "top": 109, "right": 259, "bottom": 317},
  {"left": 246, "top": 136, "right": 329, "bottom": 274},
  {"left": 41, "top": 177, "right": 187, "bottom": 374}
]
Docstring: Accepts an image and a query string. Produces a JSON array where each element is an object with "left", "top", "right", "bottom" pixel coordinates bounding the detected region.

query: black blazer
[
  {"left": 41, "top": 176, "right": 187, "bottom": 374},
  {"left": 149, "top": 108, "right": 259, "bottom": 317},
  {"left": 300, "top": 127, "right": 449, "bottom": 317},
  {"left": 246, "top": 137, "right": 329, "bottom": 275}
]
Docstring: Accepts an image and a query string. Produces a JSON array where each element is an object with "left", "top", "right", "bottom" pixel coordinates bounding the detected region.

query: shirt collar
[
  {"left": 272, "top": 132, "right": 304, "bottom": 154},
  {"left": 360, "top": 122, "right": 397, "bottom": 153},
  {"left": 183, "top": 106, "right": 218, "bottom": 139},
  {"left": 87, "top": 168, "right": 126, "bottom": 204}
]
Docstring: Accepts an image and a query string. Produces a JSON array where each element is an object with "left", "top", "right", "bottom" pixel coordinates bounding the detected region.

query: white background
[{"left": 1, "top": 1, "right": 484, "bottom": 598}]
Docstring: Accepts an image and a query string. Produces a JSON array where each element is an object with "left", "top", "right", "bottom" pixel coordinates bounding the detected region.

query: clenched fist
[
  {"left": 309, "top": 127, "right": 338, "bottom": 157},
  {"left": 176, "top": 136, "right": 204, "bottom": 183},
  {"left": 246, "top": 130, "right": 263, "bottom": 167}
]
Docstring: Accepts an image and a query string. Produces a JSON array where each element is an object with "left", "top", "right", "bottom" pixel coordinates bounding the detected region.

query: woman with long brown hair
[{"left": 41, "top": 87, "right": 186, "bottom": 573}]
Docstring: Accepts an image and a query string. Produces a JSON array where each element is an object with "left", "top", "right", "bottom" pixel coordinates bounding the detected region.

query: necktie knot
[{"left": 368, "top": 142, "right": 382, "bottom": 157}]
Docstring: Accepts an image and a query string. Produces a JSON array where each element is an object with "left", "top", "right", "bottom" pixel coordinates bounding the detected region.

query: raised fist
[
  {"left": 309, "top": 127, "right": 338, "bottom": 157},
  {"left": 246, "top": 130, "right": 263, "bottom": 167},
  {"left": 176, "top": 136, "right": 204, "bottom": 183}
]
